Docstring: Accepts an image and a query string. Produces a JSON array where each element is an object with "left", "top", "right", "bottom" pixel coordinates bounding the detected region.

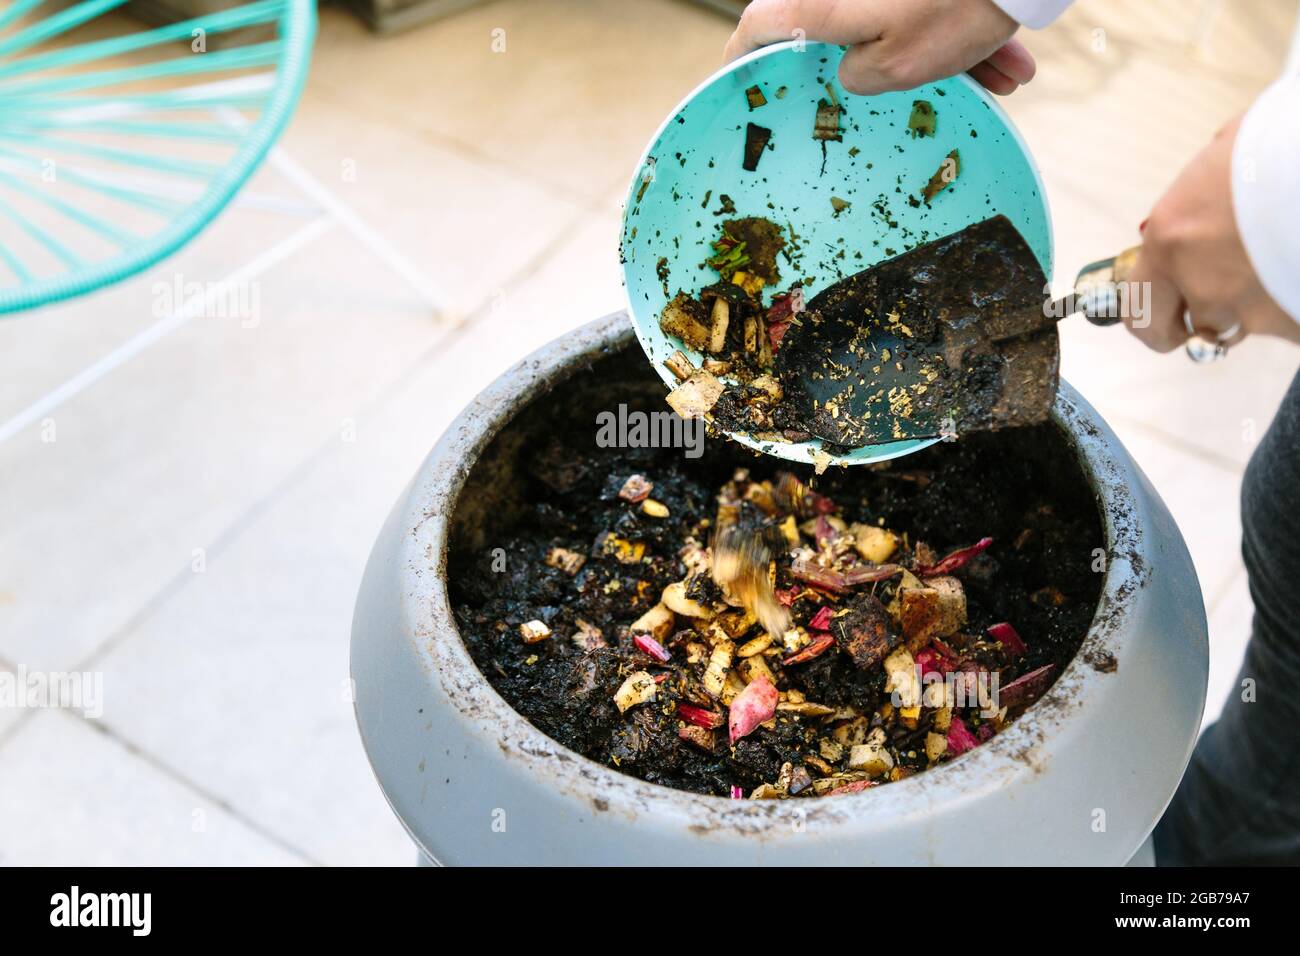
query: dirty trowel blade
[{"left": 774, "top": 215, "right": 1059, "bottom": 447}]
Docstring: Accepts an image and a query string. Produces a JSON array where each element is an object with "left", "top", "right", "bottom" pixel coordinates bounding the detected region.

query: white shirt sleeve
[
  {"left": 1232, "top": 74, "right": 1300, "bottom": 321},
  {"left": 989, "top": 0, "right": 1072, "bottom": 29},
  {"left": 988, "top": 0, "right": 1299, "bottom": 319}
]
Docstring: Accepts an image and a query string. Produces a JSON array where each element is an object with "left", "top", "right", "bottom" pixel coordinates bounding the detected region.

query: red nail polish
[{"left": 1139, "top": 218, "right": 1148, "bottom": 234}]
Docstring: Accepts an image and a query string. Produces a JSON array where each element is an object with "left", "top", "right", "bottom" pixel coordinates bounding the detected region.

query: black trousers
[{"left": 1153, "top": 369, "right": 1300, "bottom": 865}]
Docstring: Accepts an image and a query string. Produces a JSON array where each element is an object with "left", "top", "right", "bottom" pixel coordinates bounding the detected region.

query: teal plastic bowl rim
[
  {"left": 0, "top": 0, "right": 317, "bottom": 315},
  {"left": 619, "top": 39, "right": 1054, "bottom": 468}
]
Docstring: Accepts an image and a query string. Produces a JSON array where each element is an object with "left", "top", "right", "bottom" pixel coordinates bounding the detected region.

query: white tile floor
[{"left": 0, "top": 0, "right": 1296, "bottom": 865}]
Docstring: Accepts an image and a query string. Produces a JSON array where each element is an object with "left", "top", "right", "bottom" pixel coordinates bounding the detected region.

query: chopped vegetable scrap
[
  {"left": 716, "top": 217, "right": 784, "bottom": 284},
  {"left": 618, "top": 474, "right": 654, "bottom": 503},
  {"left": 656, "top": 216, "right": 810, "bottom": 437},
  {"left": 454, "top": 440, "right": 1096, "bottom": 799},
  {"left": 729, "top": 675, "right": 778, "bottom": 744},
  {"left": 634, "top": 632, "right": 672, "bottom": 662},
  {"left": 661, "top": 205, "right": 1035, "bottom": 451},
  {"left": 916, "top": 536, "right": 993, "bottom": 577},
  {"left": 907, "top": 99, "right": 937, "bottom": 138},
  {"left": 922, "top": 148, "right": 960, "bottom": 202},
  {"left": 987, "top": 621, "right": 1027, "bottom": 656},
  {"left": 615, "top": 671, "right": 658, "bottom": 713},
  {"left": 999, "top": 663, "right": 1057, "bottom": 708},
  {"left": 519, "top": 620, "right": 552, "bottom": 644},
  {"left": 666, "top": 369, "right": 725, "bottom": 420},
  {"left": 743, "top": 122, "right": 772, "bottom": 172},
  {"left": 946, "top": 716, "right": 978, "bottom": 756},
  {"left": 813, "top": 97, "right": 841, "bottom": 142}
]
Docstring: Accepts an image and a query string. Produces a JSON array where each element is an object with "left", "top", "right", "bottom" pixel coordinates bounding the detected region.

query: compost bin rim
[{"left": 398, "top": 311, "right": 1146, "bottom": 834}]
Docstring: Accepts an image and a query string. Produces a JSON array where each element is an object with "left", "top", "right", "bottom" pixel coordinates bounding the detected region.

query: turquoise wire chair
[{"left": 0, "top": 0, "right": 315, "bottom": 314}]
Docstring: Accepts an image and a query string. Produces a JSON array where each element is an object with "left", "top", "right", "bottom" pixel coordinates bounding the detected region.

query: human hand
[
  {"left": 722, "top": 0, "right": 1036, "bottom": 96},
  {"left": 1125, "top": 115, "right": 1298, "bottom": 352}
]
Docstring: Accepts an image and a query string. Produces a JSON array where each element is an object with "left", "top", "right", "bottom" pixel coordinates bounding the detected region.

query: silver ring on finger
[{"left": 1183, "top": 311, "right": 1241, "bottom": 364}]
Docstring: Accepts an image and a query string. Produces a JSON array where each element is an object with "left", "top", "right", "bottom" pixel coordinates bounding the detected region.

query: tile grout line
[
  {"left": 0, "top": 215, "right": 336, "bottom": 447},
  {"left": 66, "top": 709, "right": 322, "bottom": 866},
  {"left": 0, "top": 180, "right": 590, "bottom": 853},
  {"left": 215, "top": 106, "right": 451, "bottom": 314},
  {"left": 266, "top": 145, "right": 447, "bottom": 312},
  {"left": 301, "top": 80, "right": 631, "bottom": 213},
  {"left": 0, "top": 667, "right": 303, "bottom": 866},
  {"left": 72, "top": 199, "right": 597, "bottom": 679},
  {"left": 0, "top": 680, "right": 317, "bottom": 864},
  {"left": 28, "top": 203, "right": 598, "bottom": 854},
  {"left": 0, "top": 144, "right": 618, "bottom": 451}
]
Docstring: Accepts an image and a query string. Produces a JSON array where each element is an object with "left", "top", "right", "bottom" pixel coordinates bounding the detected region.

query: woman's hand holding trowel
[
  {"left": 724, "top": 0, "right": 1299, "bottom": 359},
  {"left": 1125, "top": 114, "right": 1299, "bottom": 354}
]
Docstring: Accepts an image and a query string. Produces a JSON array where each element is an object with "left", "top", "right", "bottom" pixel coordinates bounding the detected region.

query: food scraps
[
  {"left": 907, "top": 99, "right": 936, "bottom": 138},
  {"left": 455, "top": 449, "right": 1094, "bottom": 799},
  {"left": 813, "top": 97, "right": 841, "bottom": 141},
  {"left": 922, "top": 148, "right": 960, "bottom": 202},
  {"left": 659, "top": 209, "right": 1046, "bottom": 451},
  {"left": 743, "top": 122, "right": 772, "bottom": 171}
]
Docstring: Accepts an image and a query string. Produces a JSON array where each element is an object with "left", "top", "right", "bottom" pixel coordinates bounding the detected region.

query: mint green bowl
[{"left": 620, "top": 40, "right": 1052, "bottom": 466}]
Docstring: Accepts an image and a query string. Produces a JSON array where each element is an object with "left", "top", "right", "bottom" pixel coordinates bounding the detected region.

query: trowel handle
[{"left": 1072, "top": 245, "right": 1142, "bottom": 326}]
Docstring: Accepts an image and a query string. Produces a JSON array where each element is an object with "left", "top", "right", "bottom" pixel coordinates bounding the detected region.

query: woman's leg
[{"left": 1153, "top": 368, "right": 1300, "bottom": 865}]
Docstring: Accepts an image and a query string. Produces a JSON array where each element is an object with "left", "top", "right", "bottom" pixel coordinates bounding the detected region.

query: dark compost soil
[{"left": 448, "top": 349, "right": 1104, "bottom": 799}]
